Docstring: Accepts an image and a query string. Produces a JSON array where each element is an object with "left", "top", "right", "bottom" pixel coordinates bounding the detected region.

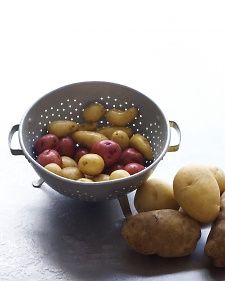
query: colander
[{"left": 8, "top": 81, "right": 181, "bottom": 216}]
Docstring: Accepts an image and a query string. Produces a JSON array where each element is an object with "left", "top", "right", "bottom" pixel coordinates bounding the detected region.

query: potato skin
[
  {"left": 71, "top": 131, "right": 108, "bottom": 148},
  {"left": 173, "top": 164, "right": 220, "bottom": 223},
  {"left": 78, "top": 122, "right": 97, "bottom": 131},
  {"left": 205, "top": 192, "right": 225, "bottom": 267},
  {"left": 129, "top": 134, "right": 153, "bottom": 161},
  {"left": 97, "top": 126, "right": 133, "bottom": 138},
  {"left": 82, "top": 103, "right": 105, "bottom": 122},
  {"left": 105, "top": 107, "right": 138, "bottom": 126},
  {"left": 48, "top": 120, "right": 79, "bottom": 137},
  {"left": 122, "top": 209, "right": 201, "bottom": 257},
  {"left": 208, "top": 165, "right": 225, "bottom": 194},
  {"left": 134, "top": 178, "right": 179, "bottom": 212},
  {"left": 111, "top": 130, "right": 130, "bottom": 150}
]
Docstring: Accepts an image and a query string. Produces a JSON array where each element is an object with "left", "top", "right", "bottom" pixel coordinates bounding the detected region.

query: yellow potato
[
  {"left": 97, "top": 126, "right": 133, "bottom": 138},
  {"left": 48, "top": 120, "right": 79, "bottom": 137},
  {"left": 105, "top": 107, "right": 138, "bottom": 126},
  {"left": 129, "top": 134, "right": 153, "bottom": 161},
  {"left": 111, "top": 130, "right": 130, "bottom": 150},
  {"left": 208, "top": 165, "right": 225, "bottom": 194},
  {"left": 45, "top": 163, "right": 62, "bottom": 176},
  {"left": 82, "top": 102, "right": 105, "bottom": 122},
  {"left": 61, "top": 167, "right": 83, "bottom": 180},
  {"left": 134, "top": 178, "right": 179, "bottom": 213},
  {"left": 78, "top": 154, "right": 105, "bottom": 176},
  {"left": 173, "top": 164, "right": 220, "bottom": 223},
  {"left": 94, "top": 174, "right": 110, "bottom": 182},
  {"left": 109, "top": 169, "right": 130, "bottom": 180},
  {"left": 71, "top": 131, "right": 108, "bottom": 148},
  {"left": 78, "top": 122, "right": 97, "bottom": 131},
  {"left": 61, "top": 156, "right": 77, "bottom": 168},
  {"left": 77, "top": 178, "right": 94, "bottom": 183}
]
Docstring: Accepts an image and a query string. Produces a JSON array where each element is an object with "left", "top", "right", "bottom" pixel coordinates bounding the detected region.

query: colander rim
[{"left": 18, "top": 81, "right": 171, "bottom": 186}]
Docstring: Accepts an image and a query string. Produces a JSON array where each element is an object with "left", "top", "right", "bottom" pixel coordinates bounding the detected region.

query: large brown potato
[
  {"left": 173, "top": 164, "right": 220, "bottom": 223},
  {"left": 122, "top": 209, "right": 201, "bottom": 257},
  {"left": 205, "top": 192, "right": 225, "bottom": 267}
]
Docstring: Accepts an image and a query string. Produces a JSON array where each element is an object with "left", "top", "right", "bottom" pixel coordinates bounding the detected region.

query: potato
[
  {"left": 61, "top": 167, "right": 83, "bottom": 180},
  {"left": 82, "top": 102, "right": 105, "bottom": 122},
  {"left": 111, "top": 130, "right": 130, "bottom": 150},
  {"left": 122, "top": 210, "right": 201, "bottom": 257},
  {"left": 48, "top": 120, "right": 79, "bottom": 137},
  {"left": 205, "top": 192, "right": 225, "bottom": 267},
  {"left": 37, "top": 149, "right": 62, "bottom": 167},
  {"left": 130, "top": 134, "right": 153, "bottom": 161},
  {"left": 93, "top": 174, "right": 110, "bottom": 182},
  {"left": 134, "top": 178, "right": 179, "bottom": 212},
  {"left": 109, "top": 169, "right": 130, "bottom": 180},
  {"left": 97, "top": 126, "right": 133, "bottom": 138},
  {"left": 78, "top": 122, "right": 97, "bottom": 131},
  {"left": 71, "top": 131, "right": 108, "bottom": 148},
  {"left": 208, "top": 165, "right": 225, "bottom": 194},
  {"left": 77, "top": 178, "right": 94, "bottom": 183},
  {"left": 105, "top": 107, "right": 138, "bottom": 126},
  {"left": 45, "top": 163, "right": 62, "bottom": 176},
  {"left": 61, "top": 156, "right": 77, "bottom": 168},
  {"left": 204, "top": 192, "right": 225, "bottom": 267},
  {"left": 173, "top": 164, "right": 220, "bottom": 223},
  {"left": 34, "top": 134, "right": 59, "bottom": 155},
  {"left": 78, "top": 153, "right": 105, "bottom": 176}
]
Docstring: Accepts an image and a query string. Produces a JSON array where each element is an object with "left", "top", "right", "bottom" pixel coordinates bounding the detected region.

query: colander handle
[
  {"left": 8, "top": 124, "right": 24, "bottom": 156},
  {"left": 168, "top": 121, "right": 181, "bottom": 152}
]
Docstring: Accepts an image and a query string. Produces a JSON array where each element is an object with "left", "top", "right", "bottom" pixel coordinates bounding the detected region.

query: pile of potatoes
[
  {"left": 34, "top": 102, "right": 153, "bottom": 182},
  {"left": 122, "top": 163, "right": 225, "bottom": 267}
]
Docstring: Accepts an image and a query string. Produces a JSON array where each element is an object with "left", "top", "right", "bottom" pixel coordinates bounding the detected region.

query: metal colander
[{"left": 9, "top": 81, "right": 180, "bottom": 210}]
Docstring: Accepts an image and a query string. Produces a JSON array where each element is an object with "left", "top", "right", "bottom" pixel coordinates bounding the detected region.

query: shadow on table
[{"left": 34, "top": 185, "right": 224, "bottom": 281}]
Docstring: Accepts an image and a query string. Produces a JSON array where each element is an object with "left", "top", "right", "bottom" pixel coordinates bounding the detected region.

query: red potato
[
  {"left": 58, "top": 137, "right": 75, "bottom": 157},
  {"left": 74, "top": 147, "right": 89, "bottom": 162},
  {"left": 120, "top": 148, "right": 145, "bottom": 165},
  {"left": 91, "top": 140, "right": 122, "bottom": 167},
  {"left": 37, "top": 149, "right": 62, "bottom": 167},
  {"left": 124, "top": 163, "right": 145, "bottom": 175},
  {"left": 34, "top": 134, "right": 59, "bottom": 155}
]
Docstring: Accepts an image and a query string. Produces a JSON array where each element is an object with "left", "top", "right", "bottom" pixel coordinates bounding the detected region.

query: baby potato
[
  {"left": 78, "top": 122, "right": 97, "bottom": 131},
  {"left": 134, "top": 178, "right": 179, "bottom": 213},
  {"left": 82, "top": 102, "right": 105, "bottom": 122},
  {"left": 45, "top": 163, "right": 62, "bottom": 176},
  {"left": 77, "top": 178, "right": 94, "bottom": 183},
  {"left": 78, "top": 153, "right": 105, "bottom": 176},
  {"left": 72, "top": 131, "right": 108, "bottom": 148},
  {"left": 94, "top": 174, "right": 110, "bottom": 182},
  {"left": 109, "top": 169, "right": 130, "bottom": 180},
  {"left": 105, "top": 107, "right": 138, "bottom": 126},
  {"left": 61, "top": 167, "right": 83, "bottom": 180},
  {"left": 130, "top": 134, "right": 153, "bottom": 161},
  {"left": 173, "top": 164, "right": 220, "bottom": 223},
  {"left": 111, "top": 130, "right": 130, "bottom": 150},
  {"left": 122, "top": 210, "right": 201, "bottom": 257},
  {"left": 61, "top": 156, "right": 77, "bottom": 168},
  {"left": 48, "top": 120, "right": 79, "bottom": 138},
  {"left": 97, "top": 126, "right": 133, "bottom": 138}
]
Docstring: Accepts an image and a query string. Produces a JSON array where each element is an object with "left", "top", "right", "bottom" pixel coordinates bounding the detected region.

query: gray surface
[{"left": 1, "top": 145, "right": 225, "bottom": 281}]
